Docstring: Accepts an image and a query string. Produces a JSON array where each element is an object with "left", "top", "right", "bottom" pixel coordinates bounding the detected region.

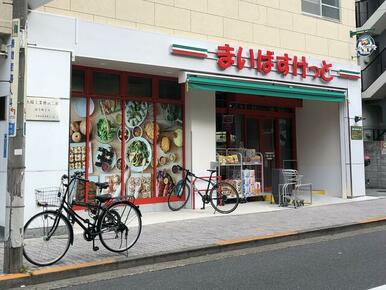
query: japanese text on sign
[
  {"left": 8, "top": 19, "right": 20, "bottom": 137},
  {"left": 25, "top": 97, "right": 60, "bottom": 121},
  {"left": 216, "top": 44, "right": 334, "bottom": 82}
]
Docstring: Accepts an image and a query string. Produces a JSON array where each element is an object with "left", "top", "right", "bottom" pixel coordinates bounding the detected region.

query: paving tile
[{"left": 2, "top": 198, "right": 386, "bottom": 274}]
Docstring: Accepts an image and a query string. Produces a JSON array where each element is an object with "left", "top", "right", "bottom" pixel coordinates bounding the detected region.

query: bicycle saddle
[
  {"left": 95, "top": 182, "right": 109, "bottom": 189},
  {"left": 95, "top": 194, "right": 112, "bottom": 203},
  {"left": 207, "top": 169, "right": 216, "bottom": 173}
]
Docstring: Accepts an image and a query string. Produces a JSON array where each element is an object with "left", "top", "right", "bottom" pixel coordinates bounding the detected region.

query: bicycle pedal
[{"left": 93, "top": 246, "right": 99, "bottom": 251}]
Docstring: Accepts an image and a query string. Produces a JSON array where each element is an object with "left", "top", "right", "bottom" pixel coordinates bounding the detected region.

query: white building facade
[{"left": 0, "top": 1, "right": 364, "bottom": 225}]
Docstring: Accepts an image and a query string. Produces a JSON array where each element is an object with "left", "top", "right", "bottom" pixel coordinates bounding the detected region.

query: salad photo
[
  {"left": 126, "top": 137, "right": 152, "bottom": 172},
  {"left": 160, "top": 104, "right": 182, "bottom": 123},
  {"left": 125, "top": 101, "right": 149, "bottom": 128},
  {"left": 96, "top": 117, "right": 117, "bottom": 143}
]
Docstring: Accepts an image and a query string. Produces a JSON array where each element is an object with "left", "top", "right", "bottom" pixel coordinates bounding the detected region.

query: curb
[{"left": 2, "top": 216, "right": 386, "bottom": 289}]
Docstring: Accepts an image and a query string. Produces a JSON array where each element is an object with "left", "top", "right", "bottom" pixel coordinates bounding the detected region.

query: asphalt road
[{"left": 27, "top": 226, "right": 386, "bottom": 290}]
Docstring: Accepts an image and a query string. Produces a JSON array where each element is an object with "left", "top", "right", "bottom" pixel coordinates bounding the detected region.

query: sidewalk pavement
[{"left": 2, "top": 196, "right": 386, "bottom": 286}]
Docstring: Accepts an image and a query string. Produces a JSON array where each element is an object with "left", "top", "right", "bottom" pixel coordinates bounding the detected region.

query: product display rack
[{"left": 216, "top": 148, "right": 265, "bottom": 200}]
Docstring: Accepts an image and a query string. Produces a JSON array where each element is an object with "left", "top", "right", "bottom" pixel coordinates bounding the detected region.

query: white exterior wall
[
  {"left": 0, "top": 38, "right": 10, "bottom": 227},
  {"left": 296, "top": 101, "right": 342, "bottom": 196},
  {"left": 347, "top": 79, "right": 366, "bottom": 197},
  {"left": 24, "top": 47, "right": 71, "bottom": 222},
  {"left": 3, "top": 11, "right": 364, "bottom": 223},
  {"left": 185, "top": 89, "right": 216, "bottom": 209}
]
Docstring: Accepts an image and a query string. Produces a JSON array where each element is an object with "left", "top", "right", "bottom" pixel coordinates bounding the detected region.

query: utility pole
[{"left": 3, "top": 0, "right": 27, "bottom": 274}]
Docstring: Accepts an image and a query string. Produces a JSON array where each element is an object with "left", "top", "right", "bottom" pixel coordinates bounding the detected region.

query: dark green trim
[
  {"left": 187, "top": 75, "right": 345, "bottom": 103},
  {"left": 339, "top": 69, "right": 360, "bottom": 75},
  {"left": 172, "top": 44, "right": 207, "bottom": 52}
]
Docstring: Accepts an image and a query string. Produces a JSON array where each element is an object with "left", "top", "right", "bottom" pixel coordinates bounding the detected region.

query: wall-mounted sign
[
  {"left": 25, "top": 96, "right": 60, "bottom": 121},
  {"left": 171, "top": 43, "right": 361, "bottom": 82},
  {"left": 222, "top": 114, "right": 234, "bottom": 131},
  {"left": 3, "top": 134, "right": 7, "bottom": 158},
  {"left": 8, "top": 19, "right": 20, "bottom": 137},
  {"left": 351, "top": 126, "right": 363, "bottom": 140},
  {"left": 356, "top": 35, "right": 377, "bottom": 57}
]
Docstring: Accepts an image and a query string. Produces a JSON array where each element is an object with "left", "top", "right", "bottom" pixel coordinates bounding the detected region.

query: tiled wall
[
  {"left": 39, "top": 0, "right": 356, "bottom": 63},
  {"left": 0, "top": 0, "right": 12, "bottom": 35},
  {"left": 364, "top": 141, "right": 386, "bottom": 189}
]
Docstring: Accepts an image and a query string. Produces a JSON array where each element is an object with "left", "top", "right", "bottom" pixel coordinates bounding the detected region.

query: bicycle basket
[{"left": 35, "top": 187, "right": 62, "bottom": 207}]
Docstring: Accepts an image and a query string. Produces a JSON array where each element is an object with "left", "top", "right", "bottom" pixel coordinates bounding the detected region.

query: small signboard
[
  {"left": 222, "top": 114, "right": 233, "bottom": 131},
  {"left": 25, "top": 97, "right": 60, "bottom": 121},
  {"left": 8, "top": 19, "right": 20, "bottom": 137},
  {"left": 351, "top": 126, "right": 363, "bottom": 140},
  {"left": 3, "top": 134, "right": 7, "bottom": 158},
  {"left": 356, "top": 34, "right": 377, "bottom": 57}
]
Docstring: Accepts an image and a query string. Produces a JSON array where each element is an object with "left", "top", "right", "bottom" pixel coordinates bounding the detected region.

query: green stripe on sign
[
  {"left": 339, "top": 69, "right": 360, "bottom": 75},
  {"left": 187, "top": 75, "right": 346, "bottom": 103},
  {"left": 172, "top": 44, "right": 207, "bottom": 53}
]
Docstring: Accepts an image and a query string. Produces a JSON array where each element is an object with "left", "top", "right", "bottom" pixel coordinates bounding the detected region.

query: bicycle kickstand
[{"left": 92, "top": 238, "right": 99, "bottom": 252}]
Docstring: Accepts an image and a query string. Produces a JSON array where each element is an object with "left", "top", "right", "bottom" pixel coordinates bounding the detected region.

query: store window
[
  {"left": 159, "top": 79, "right": 180, "bottom": 100},
  {"left": 71, "top": 70, "right": 85, "bottom": 92},
  {"left": 69, "top": 68, "right": 184, "bottom": 205},
  {"left": 127, "top": 76, "right": 152, "bottom": 98},
  {"left": 302, "top": 0, "right": 340, "bottom": 21},
  {"left": 93, "top": 72, "right": 120, "bottom": 95}
]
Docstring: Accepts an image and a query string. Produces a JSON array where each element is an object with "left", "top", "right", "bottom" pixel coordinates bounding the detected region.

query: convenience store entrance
[
  {"left": 216, "top": 93, "right": 298, "bottom": 192},
  {"left": 245, "top": 118, "right": 276, "bottom": 188}
]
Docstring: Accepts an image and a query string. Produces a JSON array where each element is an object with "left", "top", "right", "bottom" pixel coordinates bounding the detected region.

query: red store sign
[{"left": 216, "top": 44, "right": 333, "bottom": 82}]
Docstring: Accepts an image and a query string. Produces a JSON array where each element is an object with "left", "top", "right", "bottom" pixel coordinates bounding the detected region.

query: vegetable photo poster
[
  {"left": 156, "top": 104, "right": 183, "bottom": 197},
  {"left": 69, "top": 96, "right": 184, "bottom": 203}
]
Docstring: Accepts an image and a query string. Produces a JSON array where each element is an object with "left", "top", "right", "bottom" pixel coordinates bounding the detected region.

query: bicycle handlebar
[{"left": 62, "top": 171, "right": 84, "bottom": 181}]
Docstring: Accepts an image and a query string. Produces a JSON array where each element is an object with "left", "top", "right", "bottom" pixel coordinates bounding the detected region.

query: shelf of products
[{"left": 216, "top": 148, "right": 265, "bottom": 199}]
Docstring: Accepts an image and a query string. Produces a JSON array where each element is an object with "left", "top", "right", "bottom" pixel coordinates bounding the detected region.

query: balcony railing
[
  {"left": 361, "top": 47, "right": 386, "bottom": 92},
  {"left": 356, "top": 0, "right": 386, "bottom": 27}
]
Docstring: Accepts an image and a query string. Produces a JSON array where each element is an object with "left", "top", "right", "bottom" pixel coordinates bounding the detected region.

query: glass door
[
  {"left": 261, "top": 119, "right": 276, "bottom": 189},
  {"left": 279, "top": 119, "right": 295, "bottom": 169},
  {"left": 245, "top": 118, "right": 260, "bottom": 152},
  {"left": 245, "top": 118, "right": 276, "bottom": 188}
]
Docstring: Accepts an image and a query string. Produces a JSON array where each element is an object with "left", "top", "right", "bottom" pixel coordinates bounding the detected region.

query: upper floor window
[{"left": 302, "top": 0, "right": 340, "bottom": 21}]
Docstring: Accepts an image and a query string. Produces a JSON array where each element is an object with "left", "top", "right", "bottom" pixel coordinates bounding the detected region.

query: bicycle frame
[
  {"left": 47, "top": 176, "right": 120, "bottom": 241},
  {"left": 181, "top": 169, "right": 217, "bottom": 201}
]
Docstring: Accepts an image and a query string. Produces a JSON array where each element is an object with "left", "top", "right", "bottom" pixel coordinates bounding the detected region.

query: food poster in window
[
  {"left": 156, "top": 103, "right": 183, "bottom": 197},
  {"left": 69, "top": 97, "right": 94, "bottom": 203},
  {"left": 89, "top": 98, "right": 123, "bottom": 200},
  {"left": 124, "top": 100, "right": 154, "bottom": 199}
]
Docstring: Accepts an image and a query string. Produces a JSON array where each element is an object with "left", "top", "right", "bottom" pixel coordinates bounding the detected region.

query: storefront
[
  {"left": 0, "top": 11, "right": 365, "bottom": 224},
  {"left": 68, "top": 67, "right": 185, "bottom": 205}
]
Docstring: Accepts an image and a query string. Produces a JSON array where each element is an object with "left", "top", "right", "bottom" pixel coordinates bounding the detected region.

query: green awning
[{"left": 187, "top": 75, "right": 346, "bottom": 103}]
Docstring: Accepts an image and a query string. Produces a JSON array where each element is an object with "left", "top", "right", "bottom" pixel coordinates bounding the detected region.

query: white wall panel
[
  {"left": 185, "top": 89, "right": 216, "bottom": 209},
  {"left": 25, "top": 99, "right": 69, "bottom": 171},
  {"left": 27, "top": 47, "right": 71, "bottom": 99},
  {"left": 23, "top": 47, "right": 71, "bottom": 219},
  {"left": 296, "top": 100, "right": 342, "bottom": 196},
  {"left": 24, "top": 170, "right": 67, "bottom": 222}
]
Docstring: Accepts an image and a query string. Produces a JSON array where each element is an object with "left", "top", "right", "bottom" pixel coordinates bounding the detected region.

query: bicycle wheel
[
  {"left": 167, "top": 180, "right": 190, "bottom": 211},
  {"left": 210, "top": 181, "right": 240, "bottom": 214},
  {"left": 98, "top": 201, "right": 142, "bottom": 253},
  {"left": 23, "top": 210, "right": 72, "bottom": 266}
]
